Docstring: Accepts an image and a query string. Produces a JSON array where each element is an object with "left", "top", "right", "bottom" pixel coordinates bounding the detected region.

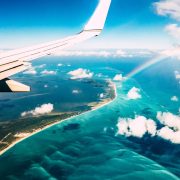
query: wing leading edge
[{"left": 0, "top": 0, "right": 111, "bottom": 92}]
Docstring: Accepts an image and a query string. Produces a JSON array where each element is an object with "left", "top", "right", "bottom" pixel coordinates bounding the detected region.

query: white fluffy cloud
[
  {"left": 53, "top": 50, "right": 111, "bottom": 57},
  {"left": 52, "top": 49, "right": 153, "bottom": 58},
  {"left": 165, "top": 24, "right": 180, "bottom": 40},
  {"left": 157, "top": 126, "right": 180, "bottom": 144},
  {"left": 41, "top": 70, "right": 57, "bottom": 75},
  {"left": 72, "top": 89, "right": 80, "bottom": 94},
  {"left": 68, "top": 68, "right": 93, "bottom": 79},
  {"left": 36, "top": 64, "right": 46, "bottom": 69},
  {"left": 117, "top": 112, "right": 180, "bottom": 144},
  {"left": 117, "top": 116, "right": 157, "bottom": 138},
  {"left": 161, "top": 47, "right": 180, "bottom": 60},
  {"left": 23, "top": 64, "right": 46, "bottom": 75},
  {"left": 113, "top": 74, "right": 123, "bottom": 81},
  {"left": 99, "top": 93, "right": 104, "bottom": 98},
  {"left": 154, "top": 0, "right": 180, "bottom": 21},
  {"left": 174, "top": 70, "right": 180, "bottom": 79},
  {"left": 57, "top": 63, "right": 63, "bottom": 67},
  {"left": 23, "top": 68, "right": 37, "bottom": 75},
  {"left": 21, "top": 103, "right": 54, "bottom": 117},
  {"left": 157, "top": 112, "right": 180, "bottom": 131},
  {"left": 127, "top": 87, "right": 142, "bottom": 100},
  {"left": 171, "top": 96, "right": 179, "bottom": 102}
]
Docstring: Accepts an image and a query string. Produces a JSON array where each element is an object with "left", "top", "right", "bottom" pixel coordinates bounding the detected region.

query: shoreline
[{"left": 0, "top": 82, "right": 117, "bottom": 156}]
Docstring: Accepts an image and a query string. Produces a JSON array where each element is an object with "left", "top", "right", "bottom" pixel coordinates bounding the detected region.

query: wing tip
[{"left": 84, "top": 0, "right": 111, "bottom": 33}]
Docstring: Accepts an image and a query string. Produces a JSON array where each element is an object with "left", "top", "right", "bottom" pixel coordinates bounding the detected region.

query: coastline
[{"left": 0, "top": 82, "right": 117, "bottom": 156}]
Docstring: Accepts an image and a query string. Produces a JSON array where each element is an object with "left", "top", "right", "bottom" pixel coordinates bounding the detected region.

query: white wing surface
[{"left": 0, "top": 0, "right": 111, "bottom": 92}]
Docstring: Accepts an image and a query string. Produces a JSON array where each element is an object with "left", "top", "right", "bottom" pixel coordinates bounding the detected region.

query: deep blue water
[{"left": 0, "top": 55, "right": 179, "bottom": 179}]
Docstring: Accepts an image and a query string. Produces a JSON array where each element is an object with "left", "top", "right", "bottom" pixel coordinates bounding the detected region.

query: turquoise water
[{"left": 0, "top": 56, "right": 179, "bottom": 179}]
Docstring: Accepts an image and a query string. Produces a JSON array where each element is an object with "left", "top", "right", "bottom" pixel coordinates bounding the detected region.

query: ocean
[{"left": 0, "top": 53, "right": 179, "bottom": 179}]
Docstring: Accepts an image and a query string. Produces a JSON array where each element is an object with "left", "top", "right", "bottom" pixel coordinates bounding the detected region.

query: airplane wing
[{"left": 0, "top": 0, "right": 111, "bottom": 92}]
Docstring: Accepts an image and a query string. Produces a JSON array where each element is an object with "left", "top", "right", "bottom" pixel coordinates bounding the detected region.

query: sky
[{"left": 0, "top": 0, "right": 179, "bottom": 49}]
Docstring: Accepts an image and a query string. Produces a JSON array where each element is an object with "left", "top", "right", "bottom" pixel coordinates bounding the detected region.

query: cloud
[
  {"left": 161, "top": 47, "right": 180, "bottom": 60},
  {"left": 41, "top": 70, "right": 57, "bottom": 75},
  {"left": 21, "top": 103, "right": 54, "bottom": 117},
  {"left": 72, "top": 89, "right": 80, "bottom": 94},
  {"left": 99, "top": 93, "right": 104, "bottom": 98},
  {"left": 117, "top": 116, "right": 157, "bottom": 138},
  {"left": 117, "top": 112, "right": 180, "bottom": 144},
  {"left": 174, "top": 70, "right": 180, "bottom": 79},
  {"left": 157, "top": 126, "right": 180, "bottom": 144},
  {"left": 36, "top": 64, "right": 46, "bottom": 69},
  {"left": 154, "top": 0, "right": 180, "bottom": 21},
  {"left": 57, "top": 63, "right": 63, "bottom": 67},
  {"left": 68, "top": 68, "right": 93, "bottom": 79},
  {"left": 53, "top": 50, "right": 111, "bottom": 57},
  {"left": 165, "top": 24, "right": 180, "bottom": 40},
  {"left": 23, "top": 64, "right": 46, "bottom": 75},
  {"left": 23, "top": 68, "right": 37, "bottom": 75},
  {"left": 115, "top": 49, "right": 127, "bottom": 56},
  {"left": 113, "top": 74, "right": 123, "bottom": 81},
  {"left": 171, "top": 96, "right": 179, "bottom": 102},
  {"left": 52, "top": 49, "right": 154, "bottom": 58},
  {"left": 127, "top": 87, "right": 142, "bottom": 100},
  {"left": 157, "top": 112, "right": 180, "bottom": 131}
]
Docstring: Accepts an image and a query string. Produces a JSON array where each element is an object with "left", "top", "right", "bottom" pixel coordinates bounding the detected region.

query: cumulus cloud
[
  {"left": 154, "top": 0, "right": 180, "bottom": 21},
  {"left": 23, "top": 68, "right": 37, "bottom": 75},
  {"left": 23, "top": 64, "right": 47, "bottom": 75},
  {"left": 21, "top": 103, "right": 54, "bottom": 117},
  {"left": 157, "top": 112, "right": 180, "bottom": 131},
  {"left": 41, "top": 70, "right": 57, "bottom": 75},
  {"left": 23, "top": 63, "right": 37, "bottom": 75},
  {"left": 52, "top": 49, "right": 153, "bottom": 58},
  {"left": 117, "top": 116, "right": 157, "bottom": 138},
  {"left": 117, "top": 112, "right": 180, "bottom": 144},
  {"left": 127, "top": 87, "right": 142, "bottom": 100},
  {"left": 115, "top": 49, "right": 127, "bottom": 56},
  {"left": 161, "top": 47, "right": 180, "bottom": 60},
  {"left": 113, "top": 74, "right": 123, "bottom": 81},
  {"left": 68, "top": 68, "right": 93, "bottom": 79},
  {"left": 53, "top": 50, "right": 111, "bottom": 57},
  {"left": 36, "top": 64, "right": 46, "bottom": 69},
  {"left": 72, "top": 89, "right": 80, "bottom": 94},
  {"left": 171, "top": 96, "right": 179, "bottom": 102},
  {"left": 165, "top": 24, "right": 180, "bottom": 40},
  {"left": 157, "top": 126, "right": 180, "bottom": 144},
  {"left": 57, "top": 63, "right": 63, "bottom": 67},
  {"left": 99, "top": 93, "right": 104, "bottom": 98},
  {"left": 174, "top": 70, "right": 180, "bottom": 79}
]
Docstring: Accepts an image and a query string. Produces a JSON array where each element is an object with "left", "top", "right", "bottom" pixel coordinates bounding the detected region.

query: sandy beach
[{"left": 0, "top": 82, "right": 117, "bottom": 156}]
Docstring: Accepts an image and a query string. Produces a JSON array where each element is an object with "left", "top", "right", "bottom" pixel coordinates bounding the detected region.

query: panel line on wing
[
  {"left": 0, "top": 35, "right": 78, "bottom": 61},
  {"left": 0, "top": 64, "right": 24, "bottom": 73}
]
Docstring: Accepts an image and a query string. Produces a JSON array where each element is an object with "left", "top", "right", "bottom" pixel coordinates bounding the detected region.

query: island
[{"left": 0, "top": 80, "right": 117, "bottom": 155}]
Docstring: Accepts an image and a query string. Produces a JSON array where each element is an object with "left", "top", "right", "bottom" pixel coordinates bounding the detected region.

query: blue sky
[{"left": 0, "top": 0, "right": 175, "bottom": 49}]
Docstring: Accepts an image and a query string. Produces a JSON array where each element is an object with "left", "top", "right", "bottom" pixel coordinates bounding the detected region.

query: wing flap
[
  {"left": 0, "top": 78, "right": 30, "bottom": 92},
  {"left": 0, "top": 60, "right": 24, "bottom": 72},
  {"left": 0, "top": 65, "right": 27, "bottom": 80}
]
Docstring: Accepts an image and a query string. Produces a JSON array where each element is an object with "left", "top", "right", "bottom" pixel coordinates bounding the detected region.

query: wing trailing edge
[{"left": 0, "top": 79, "right": 30, "bottom": 92}]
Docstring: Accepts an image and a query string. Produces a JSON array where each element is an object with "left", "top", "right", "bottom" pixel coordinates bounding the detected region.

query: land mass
[{"left": 0, "top": 80, "right": 116, "bottom": 156}]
